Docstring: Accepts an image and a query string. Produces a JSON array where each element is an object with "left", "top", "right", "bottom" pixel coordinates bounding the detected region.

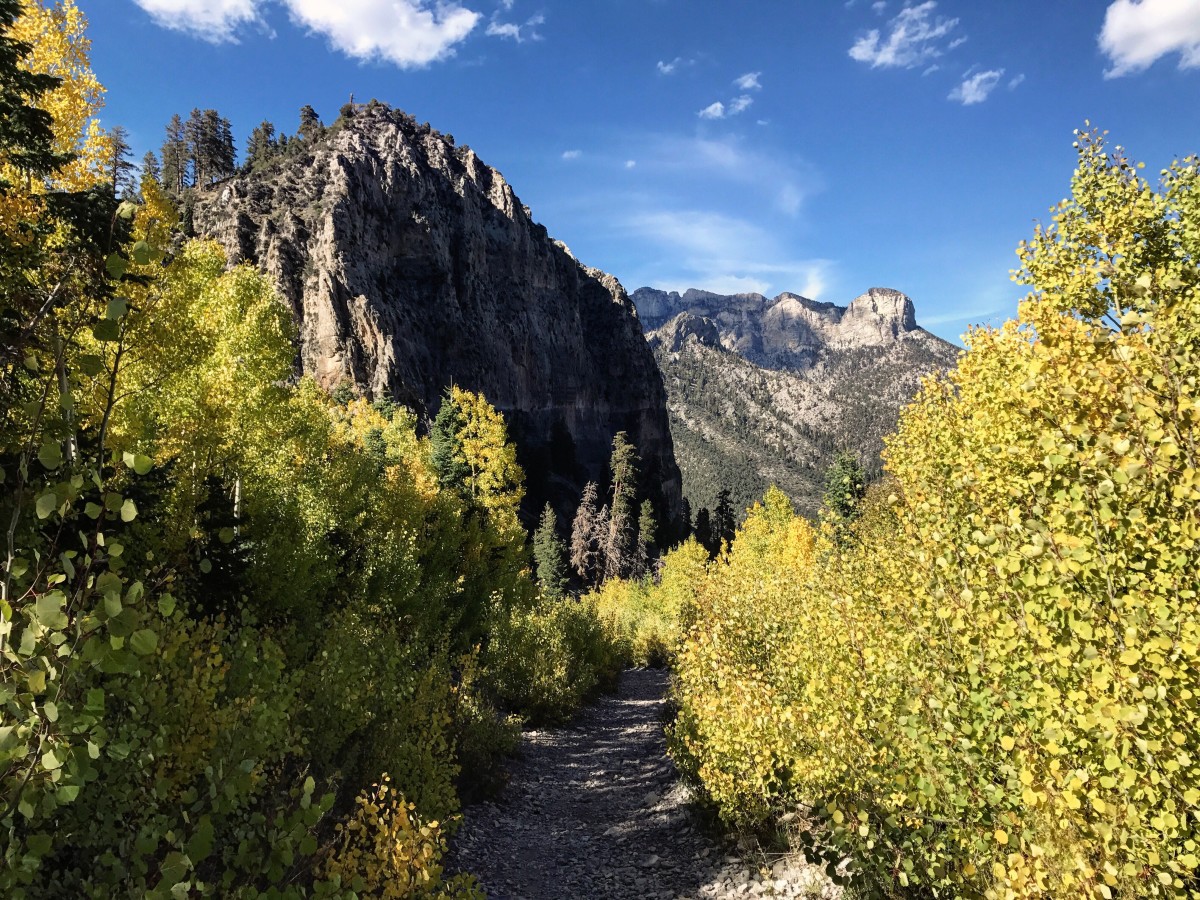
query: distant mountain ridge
[{"left": 632, "top": 286, "right": 960, "bottom": 519}]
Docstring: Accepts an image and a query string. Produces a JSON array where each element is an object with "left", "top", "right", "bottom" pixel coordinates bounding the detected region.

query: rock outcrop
[
  {"left": 192, "top": 104, "right": 682, "bottom": 524},
  {"left": 633, "top": 286, "right": 959, "bottom": 518}
]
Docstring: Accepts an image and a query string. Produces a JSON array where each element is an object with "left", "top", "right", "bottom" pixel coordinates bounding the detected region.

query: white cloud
[
  {"left": 486, "top": 11, "right": 543, "bottom": 42},
  {"left": 625, "top": 159, "right": 637, "bottom": 169},
  {"left": 561, "top": 149, "right": 581, "bottom": 160},
  {"left": 728, "top": 95, "right": 754, "bottom": 114},
  {"left": 872, "top": 1, "right": 887, "bottom": 13},
  {"left": 626, "top": 210, "right": 832, "bottom": 299},
  {"left": 130, "top": 0, "right": 260, "bottom": 41},
  {"left": 698, "top": 101, "right": 726, "bottom": 119},
  {"left": 1008, "top": 72, "right": 1026, "bottom": 89},
  {"left": 733, "top": 71, "right": 762, "bottom": 90},
  {"left": 848, "top": 1, "right": 960, "bottom": 69},
  {"left": 499, "top": 0, "right": 514, "bottom": 8},
  {"left": 1100, "top": 0, "right": 1200, "bottom": 77},
  {"left": 133, "top": 0, "right": 482, "bottom": 66},
  {"left": 948, "top": 68, "right": 1003, "bottom": 105},
  {"left": 657, "top": 57, "right": 684, "bottom": 74}
]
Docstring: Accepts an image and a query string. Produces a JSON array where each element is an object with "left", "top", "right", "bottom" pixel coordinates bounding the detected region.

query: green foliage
[
  {"left": 533, "top": 504, "right": 569, "bottom": 600},
  {"left": 482, "top": 597, "right": 624, "bottom": 725},
  {"left": 669, "top": 132, "right": 1200, "bottom": 899},
  {"left": 821, "top": 449, "right": 866, "bottom": 525}
]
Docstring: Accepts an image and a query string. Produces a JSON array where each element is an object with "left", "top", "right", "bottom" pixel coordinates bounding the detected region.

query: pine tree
[
  {"left": 429, "top": 391, "right": 468, "bottom": 493},
  {"left": 533, "top": 504, "right": 570, "bottom": 600},
  {"left": 713, "top": 488, "right": 736, "bottom": 551},
  {"left": 694, "top": 507, "right": 715, "bottom": 556},
  {"left": 603, "top": 431, "right": 640, "bottom": 581},
  {"left": 298, "top": 104, "right": 322, "bottom": 142},
  {"left": 634, "top": 499, "right": 657, "bottom": 579},
  {"left": 140, "top": 150, "right": 160, "bottom": 186},
  {"left": 245, "top": 120, "right": 277, "bottom": 170},
  {"left": 107, "top": 124, "right": 135, "bottom": 198},
  {"left": 160, "top": 113, "right": 188, "bottom": 195},
  {"left": 570, "top": 481, "right": 601, "bottom": 584}
]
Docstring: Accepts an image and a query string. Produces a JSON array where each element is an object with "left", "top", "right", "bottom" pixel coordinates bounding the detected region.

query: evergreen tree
[
  {"left": 107, "top": 124, "right": 135, "bottom": 198},
  {"left": 713, "top": 487, "right": 736, "bottom": 551},
  {"left": 634, "top": 499, "right": 657, "bottom": 579},
  {"left": 245, "top": 120, "right": 277, "bottom": 170},
  {"left": 679, "top": 496, "right": 693, "bottom": 541},
  {"left": 823, "top": 450, "right": 867, "bottom": 524},
  {"left": 140, "top": 149, "right": 160, "bottom": 186},
  {"left": 603, "top": 431, "right": 640, "bottom": 581},
  {"left": 533, "top": 503, "right": 570, "bottom": 600},
  {"left": 694, "top": 507, "right": 715, "bottom": 556},
  {"left": 429, "top": 389, "right": 469, "bottom": 493},
  {"left": 160, "top": 113, "right": 188, "bottom": 195},
  {"left": 570, "top": 481, "right": 601, "bottom": 585},
  {"left": 298, "top": 104, "right": 322, "bottom": 142}
]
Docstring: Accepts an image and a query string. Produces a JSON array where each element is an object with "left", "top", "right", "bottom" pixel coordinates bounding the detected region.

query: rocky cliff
[
  {"left": 634, "top": 287, "right": 959, "bottom": 519},
  {"left": 192, "top": 104, "right": 682, "bottom": 524}
]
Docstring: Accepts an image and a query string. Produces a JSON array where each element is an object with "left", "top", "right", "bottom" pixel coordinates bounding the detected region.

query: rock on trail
[{"left": 449, "top": 669, "right": 839, "bottom": 900}]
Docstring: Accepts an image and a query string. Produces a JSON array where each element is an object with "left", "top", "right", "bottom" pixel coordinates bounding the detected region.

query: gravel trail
[{"left": 449, "top": 669, "right": 839, "bottom": 900}]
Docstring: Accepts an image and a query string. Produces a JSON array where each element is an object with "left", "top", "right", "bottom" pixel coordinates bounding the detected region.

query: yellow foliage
[
  {"left": 8, "top": 0, "right": 109, "bottom": 191},
  {"left": 448, "top": 385, "right": 525, "bottom": 536},
  {"left": 670, "top": 132, "right": 1200, "bottom": 898},
  {"left": 319, "top": 777, "right": 482, "bottom": 899}
]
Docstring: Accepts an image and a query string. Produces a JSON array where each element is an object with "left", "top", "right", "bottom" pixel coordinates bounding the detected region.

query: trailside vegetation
[
  {"left": 665, "top": 131, "right": 1200, "bottom": 897},
  {"left": 0, "top": 4, "right": 626, "bottom": 896}
]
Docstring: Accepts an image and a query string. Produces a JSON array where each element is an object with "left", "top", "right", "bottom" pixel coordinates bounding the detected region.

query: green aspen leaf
[
  {"left": 8, "top": 558, "right": 27, "bottom": 578},
  {"left": 131, "top": 240, "right": 154, "bottom": 265},
  {"left": 84, "top": 502, "right": 102, "bottom": 519},
  {"left": 120, "top": 499, "right": 137, "bottom": 522},
  {"left": 37, "top": 442, "right": 62, "bottom": 471},
  {"left": 132, "top": 454, "right": 153, "bottom": 476},
  {"left": 41, "top": 749, "right": 62, "bottom": 771},
  {"left": 42, "top": 702, "right": 58, "bottom": 722},
  {"left": 23, "top": 354, "right": 38, "bottom": 371},
  {"left": 35, "top": 491, "right": 58, "bottom": 519},
  {"left": 187, "top": 817, "right": 215, "bottom": 864},
  {"left": 105, "top": 297, "right": 127, "bottom": 320},
  {"left": 25, "top": 833, "right": 52, "bottom": 856},
  {"left": 104, "top": 593, "right": 121, "bottom": 617},
  {"left": 130, "top": 629, "right": 158, "bottom": 656},
  {"left": 77, "top": 354, "right": 103, "bottom": 376},
  {"left": 35, "top": 592, "right": 68, "bottom": 630},
  {"left": 116, "top": 200, "right": 139, "bottom": 220},
  {"left": 218, "top": 527, "right": 235, "bottom": 544},
  {"left": 105, "top": 252, "right": 127, "bottom": 280},
  {"left": 92, "top": 319, "right": 120, "bottom": 342},
  {"left": 198, "top": 559, "right": 212, "bottom": 575},
  {"left": 159, "top": 851, "right": 189, "bottom": 885},
  {"left": 57, "top": 784, "right": 79, "bottom": 803},
  {"left": 157, "top": 594, "right": 176, "bottom": 617},
  {"left": 27, "top": 669, "right": 46, "bottom": 693}
]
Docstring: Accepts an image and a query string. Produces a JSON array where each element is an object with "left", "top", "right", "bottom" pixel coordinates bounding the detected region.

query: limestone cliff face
[
  {"left": 192, "top": 105, "right": 681, "bottom": 523},
  {"left": 633, "top": 286, "right": 959, "bottom": 518}
]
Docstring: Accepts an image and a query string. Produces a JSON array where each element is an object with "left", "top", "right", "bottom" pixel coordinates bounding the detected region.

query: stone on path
[{"left": 448, "top": 668, "right": 840, "bottom": 899}]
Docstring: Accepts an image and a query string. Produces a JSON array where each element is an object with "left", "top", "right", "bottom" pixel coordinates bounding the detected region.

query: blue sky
[{"left": 81, "top": 0, "right": 1200, "bottom": 343}]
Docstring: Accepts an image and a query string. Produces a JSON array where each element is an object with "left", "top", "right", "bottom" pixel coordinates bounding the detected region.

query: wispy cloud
[
  {"left": 486, "top": 11, "right": 544, "bottom": 42},
  {"left": 625, "top": 210, "right": 833, "bottom": 298},
  {"left": 848, "top": 1, "right": 960, "bottom": 69},
  {"left": 133, "top": 0, "right": 482, "bottom": 66},
  {"left": 625, "top": 159, "right": 637, "bottom": 169},
  {"left": 1008, "top": 72, "right": 1026, "bottom": 89},
  {"left": 1099, "top": 0, "right": 1200, "bottom": 77},
  {"left": 871, "top": 1, "right": 887, "bottom": 13},
  {"left": 948, "top": 68, "right": 1003, "bottom": 105},
  {"left": 561, "top": 149, "right": 582, "bottom": 160},
  {"left": 728, "top": 95, "right": 754, "bottom": 114},
  {"left": 733, "top": 71, "right": 762, "bottom": 90},
  {"left": 698, "top": 101, "right": 726, "bottom": 120},
  {"left": 657, "top": 56, "right": 694, "bottom": 75}
]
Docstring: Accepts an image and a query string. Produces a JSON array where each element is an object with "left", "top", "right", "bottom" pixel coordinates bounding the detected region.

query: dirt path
[{"left": 449, "top": 669, "right": 839, "bottom": 900}]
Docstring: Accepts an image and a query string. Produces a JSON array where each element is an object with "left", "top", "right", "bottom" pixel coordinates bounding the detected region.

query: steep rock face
[
  {"left": 634, "top": 286, "right": 959, "bottom": 518},
  {"left": 193, "top": 105, "right": 681, "bottom": 523}
]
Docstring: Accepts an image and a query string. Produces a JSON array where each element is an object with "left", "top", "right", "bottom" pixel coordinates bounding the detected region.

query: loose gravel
[{"left": 449, "top": 668, "right": 840, "bottom": 900}]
